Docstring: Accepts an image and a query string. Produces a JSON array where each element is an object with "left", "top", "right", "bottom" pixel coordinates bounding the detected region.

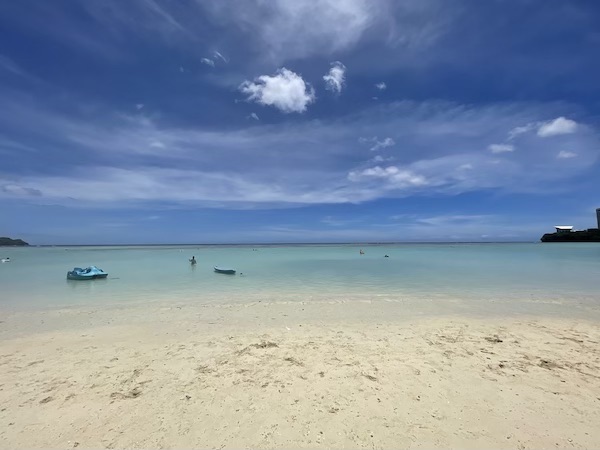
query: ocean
[{"left": 1, "top": 243, "right": 599, "bottom": 318}]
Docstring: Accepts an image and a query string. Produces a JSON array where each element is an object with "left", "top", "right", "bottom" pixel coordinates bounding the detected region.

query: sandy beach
[{"left": 1, "top": 300, "right": 599, "bottom": 449}]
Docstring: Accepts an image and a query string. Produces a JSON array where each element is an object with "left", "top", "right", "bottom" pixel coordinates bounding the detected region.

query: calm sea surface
[{"left": 1, "top": 243, "right": 599, "bottom": 317}]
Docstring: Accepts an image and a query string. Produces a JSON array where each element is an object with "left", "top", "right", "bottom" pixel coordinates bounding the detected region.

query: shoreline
[{"left": 1, "top": 300, "right": 600, "bottom": 448}]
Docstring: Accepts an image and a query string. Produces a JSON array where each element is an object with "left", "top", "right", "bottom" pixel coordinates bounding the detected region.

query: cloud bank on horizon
[{"left": 0, "top": 0, "right": 599, "bottom": 243}]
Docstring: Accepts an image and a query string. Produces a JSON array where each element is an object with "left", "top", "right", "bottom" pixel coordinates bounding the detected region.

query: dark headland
[
  {"left": 541, "top": 229, "right": 600, "bottom": 242},
  {"left": 0, "top": 237, "right": 29, "bottom": 246}
]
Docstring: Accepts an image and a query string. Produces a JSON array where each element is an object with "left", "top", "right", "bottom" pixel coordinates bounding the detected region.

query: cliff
[
  {"left": 541, "top": 229, "right": 600, "bottom": 242},
  {"left": 0, "top": 237, "right": 30, "bottom": 246}
]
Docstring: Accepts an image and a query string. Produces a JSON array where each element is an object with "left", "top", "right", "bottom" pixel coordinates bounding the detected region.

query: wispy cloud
[
  {"left": 1, "top": 97, "right": 598, "bottom": 209},
  {"left": 213, "top": 51, "right": 228, "bottom": 63},
  {"left": 247, "top": 112, "right": 260, "bottom": 120},
  {"left": 201, "top": 0, "right": 374, "bottom": 62},
  {"left": 488, "top": 143, "right": 514, "bottom": 153},
  {"left": 507, "top": 123, "right": 537, "bottom": 141},
  {"left": 557, "top": 150, "right": 577, "bottom": 159},
  {"left": 371, "top": 137, "right": 395, "bottom": 152},
  {"left": 200, "top": 57, "right": 215, "bottom": 67},
  {"left": 239, "top": 68, "right": 315, "bottom": 113},
  {"left": 323, "top": 61, "right": 346, "bottom": 94},
  {"left": 361, "top": 136, "right": 395, "bottom": 152},
  {"left": 375, "top": 82, "right": 387, "bottom": 90},
  {"left": 0, "top": 55, "right": 29, "bottom": 77},
  {"left": 200, "top": 51, "right": 228, "bottom": 68}
]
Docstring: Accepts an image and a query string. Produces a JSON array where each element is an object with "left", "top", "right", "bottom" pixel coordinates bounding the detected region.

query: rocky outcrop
[
  {"left": 541, "top": 229, "right": 600, "bottom": 242},
  {"left": 0, "top": 237, "right": 29, "bottom": 246}
]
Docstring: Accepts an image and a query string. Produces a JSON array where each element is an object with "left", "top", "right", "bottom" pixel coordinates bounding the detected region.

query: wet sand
[{"left": 1, "top": 300, "right": 599, "bottom": 449}]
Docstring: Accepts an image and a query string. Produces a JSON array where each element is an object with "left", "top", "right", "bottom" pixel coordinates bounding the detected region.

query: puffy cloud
[
  {"left": 200, "top": 57, "right": 215, "bottom": 67},
  {"left": 323, "top": 61, "right": 346, "bottom": 94},
  {"left": 537, "top": 117, "right": 578, "bottom": 137},
  {"left": 488, "top": 143, "right": 515, "bottom": 153},
  {"left": 508, "top": 117, "right": 579, "bottom": 140},
  {"left": 375, "top": 82, "right": 387, "bottom": 90},
  {"left": 557, "top": 150, "right": 577, "bottom": 159},
  {"left": 239, "top": 68, "right": 315, "bottom": 113}
]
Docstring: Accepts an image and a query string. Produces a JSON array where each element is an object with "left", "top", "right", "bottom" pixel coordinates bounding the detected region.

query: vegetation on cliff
[
  {"left": 541, "top": 229, "right": 600, "bottom": 242},
  {"left": 0, "top": 237, "right": 29, "bottom": 246}
]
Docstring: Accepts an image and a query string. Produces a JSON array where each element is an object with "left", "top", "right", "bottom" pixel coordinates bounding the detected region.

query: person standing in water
[{"left": 190, "top": 256, "right": 196, "bottom": 265}]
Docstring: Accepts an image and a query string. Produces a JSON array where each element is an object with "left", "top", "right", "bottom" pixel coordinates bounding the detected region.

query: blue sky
[{"left": 1, "top": 0, "right": 599, "bottom": 244}]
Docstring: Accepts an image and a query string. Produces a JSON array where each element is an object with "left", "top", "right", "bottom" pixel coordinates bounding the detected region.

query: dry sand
[{"left": 1, "top": 300, "right": 599, "bottom": 449}]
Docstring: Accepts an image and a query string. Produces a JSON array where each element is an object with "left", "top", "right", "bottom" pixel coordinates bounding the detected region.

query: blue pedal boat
[{"left": 67, "top": 266, "right": 108, "bottom": 280}]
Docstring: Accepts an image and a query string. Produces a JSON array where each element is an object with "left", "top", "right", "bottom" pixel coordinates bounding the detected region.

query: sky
[{"left": 1, "top": 0, "right": 599, "bottom": 244}]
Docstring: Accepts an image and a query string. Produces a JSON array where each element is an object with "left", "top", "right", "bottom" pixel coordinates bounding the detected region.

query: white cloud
[
  {"left": 368, "top": 137, "right": 395, "bottom": 152},
  {"left": 372, "top": 155, "right": 394, "bottom": 163},
  {"left": 537, "top": 117, "right": 578, "bottom": 137},
  {"left": 239, "top": 68, "right": 316, "bottom": 113},
  {"left": 557, "top": 150, "right": 577, "bottom": 159},
  {"left": 247, "top": 113, "right": 260, "bottom": 120},
  {"left": 488, "top": 143, "right": 514, "bottom": 153},
  {"left": 348, "top": 166, "right": 427, "bottom": 188},
  {"left": 375, "top": 82, "right": 387, "bottom": 90},
  {"left": 323, "top": 61, "right": 346, "bottom": 94},
  {"left": 149, "top": 140, "right": 165, "bottom": 148},
  {"left": 1, "top": 183, "right": 42, "bottom": 197},
  {"left": 204, "top": 0, "right": 377, "bottom": 61},
  {"left": 200, "top": 52, "right": 227, "bottom": 68},
  {"left": 507, "top": 123, "right": 537, "bottom": 140},
  {"left": 213, "top": 51, "right": 228, "bottom": 63},
  {"left": 202, "top": 0, "right": 450, "bottom": 63},
  {"left": 2, "top": 95, "right": 598, "bottom": 209},
  {"left": 135, "top": 103, "right": 144, "bottom": 110}
]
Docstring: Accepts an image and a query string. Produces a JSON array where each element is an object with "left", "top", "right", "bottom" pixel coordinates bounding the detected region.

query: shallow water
[{"left": 1, "top": 243, "right": 599, "bottom": 317}]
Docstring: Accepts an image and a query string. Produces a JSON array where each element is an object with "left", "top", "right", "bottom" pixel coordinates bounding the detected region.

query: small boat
[
  {"left": 214, "top": 266, "right": 236, "bottom": 275},
  {"left": 1, "top": 257, "right": 10, "bottom": 263},
  {"left": 67, "top": 266, "right": 108, "bottom": 280}
]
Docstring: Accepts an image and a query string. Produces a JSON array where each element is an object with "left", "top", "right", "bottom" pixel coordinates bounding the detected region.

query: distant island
[
  {"left": 541, "top": 229, "right": 600, "bottom": 242},
  {"left": 0, "top": 237, "right": 30, "bottom": 246}
]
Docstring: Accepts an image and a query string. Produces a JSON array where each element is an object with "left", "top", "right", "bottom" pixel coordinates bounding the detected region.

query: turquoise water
[{"left": 1, "top": 243, "right": 599, "bottom": 316}]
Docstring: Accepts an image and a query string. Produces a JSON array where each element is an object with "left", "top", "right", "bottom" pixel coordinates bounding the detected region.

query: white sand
[{"left": 1, "top": 300, "right": 599, "bottom": 449}]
